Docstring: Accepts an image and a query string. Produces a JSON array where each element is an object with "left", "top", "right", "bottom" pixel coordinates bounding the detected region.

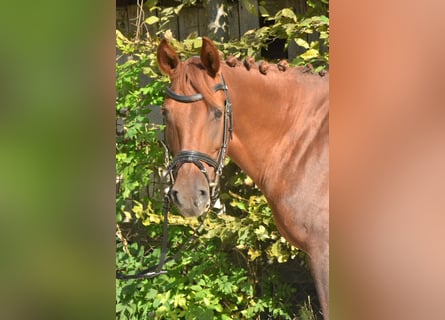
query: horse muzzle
[
  {"left": 167, "top": 150, "right": 220, "bottom": 217},
  {"left": 169, "top": 163, "right": 211, "bottom": 217}
]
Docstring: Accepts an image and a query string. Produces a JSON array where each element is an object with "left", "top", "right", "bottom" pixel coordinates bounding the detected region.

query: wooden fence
[{"left": 116, "top": 0, "right": 313, "bottom": 60}]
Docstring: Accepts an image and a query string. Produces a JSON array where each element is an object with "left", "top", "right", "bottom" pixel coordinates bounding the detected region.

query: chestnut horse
[{"left": 157, "top": 37, "right": 329, "bottom": 319}]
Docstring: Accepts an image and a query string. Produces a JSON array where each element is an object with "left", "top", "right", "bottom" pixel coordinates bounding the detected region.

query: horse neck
[{"left": 222, "top": 63, "right": 328, "bottom": 192}]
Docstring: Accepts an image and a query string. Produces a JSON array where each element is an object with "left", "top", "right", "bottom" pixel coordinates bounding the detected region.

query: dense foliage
[{"left": 116, "top": 1, "right": 328, "bottom": 319}]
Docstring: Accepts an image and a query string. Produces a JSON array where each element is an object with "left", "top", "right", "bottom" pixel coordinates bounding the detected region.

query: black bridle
[
  {"left": 165, "top": 74, "right": 233, "bottom": 205},
  {"left": 116, "top": 74, "right": 233, "bottom": 280}
]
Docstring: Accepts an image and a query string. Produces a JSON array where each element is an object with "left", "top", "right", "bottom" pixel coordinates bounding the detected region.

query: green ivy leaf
[
  {"left": 173, "top": 293, "right": 187, "bottom": 308},
  {"left": 295, "top": 38, "right": 310, "bottom": 49},
  {"left": 248, "top": 247, "right": 262, "bottom": 261},
  {"left": 258, "top": 5, "right": 269, "bottom": 17},
  {"left": 280, "top": 8, "right": 297, "bottom": 22},
  {"left": 241, "top": 0, "right": 257, "bottom": 16},
  {"left": 319, "top": 31, "right": 329, "bottom": 39},
  {"left": 300, "top": 48, "right": 319, "bottom": 61},
  {"left": 145, "top": 15, "right": 159, "bottom": 25},
  {"left": 254, "top": 225, "right": 269, "bottom": 241}
]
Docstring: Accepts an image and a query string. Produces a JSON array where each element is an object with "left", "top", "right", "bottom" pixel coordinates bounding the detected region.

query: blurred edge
[
  {"left": 331, "top": 0, "right": 445, "bottom": 319},
  {"left": 0, "top": 1, "right": 115, "bottom": 320}
]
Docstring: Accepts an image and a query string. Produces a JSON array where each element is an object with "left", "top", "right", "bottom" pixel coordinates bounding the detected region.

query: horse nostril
[
  {"left": 199, "top": 189, "right": 208, "bottom": 199},
  {"left": 171, "top": 189, "right": 180, "bottom": 205}
]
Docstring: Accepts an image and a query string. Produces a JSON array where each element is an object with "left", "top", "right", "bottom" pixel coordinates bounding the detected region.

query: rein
[{"left": 116, "top": 74, "right": 233, "bottom": 280}]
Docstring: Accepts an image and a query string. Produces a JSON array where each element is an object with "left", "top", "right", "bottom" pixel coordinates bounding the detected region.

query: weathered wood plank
[
  {"left": 226, "top": 3, "right": 240, "bottom": 40},
  {"left": 198, "top": 6, "right": 208, "bottom": 37},
  {"left": 178, "top": 7, "right": 201, "bottom": 39},
  {"left": 238, "top": 0, "right": 259, "bottom": 35}
]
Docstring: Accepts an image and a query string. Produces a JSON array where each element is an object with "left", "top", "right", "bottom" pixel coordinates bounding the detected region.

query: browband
[{"left": 166, "top": 83, "right": 228, "bottom": 103}]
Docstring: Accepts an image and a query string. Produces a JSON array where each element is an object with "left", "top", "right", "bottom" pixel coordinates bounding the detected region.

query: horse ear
[
  {"left": 200, "top": 37, "right": 220, "bottom": 78},
  {"left": 157, "top": 38, "right": 180, "bottom": 76}
]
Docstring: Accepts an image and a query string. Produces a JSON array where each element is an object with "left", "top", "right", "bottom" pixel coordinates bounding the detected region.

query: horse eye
[{"left": 214, "top": 109, "right": 223, "bottom": 119}]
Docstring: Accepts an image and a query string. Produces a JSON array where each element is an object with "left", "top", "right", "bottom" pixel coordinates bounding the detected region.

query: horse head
[{"left": 157, "top": 37, "right": 231, "bottom": 217}]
